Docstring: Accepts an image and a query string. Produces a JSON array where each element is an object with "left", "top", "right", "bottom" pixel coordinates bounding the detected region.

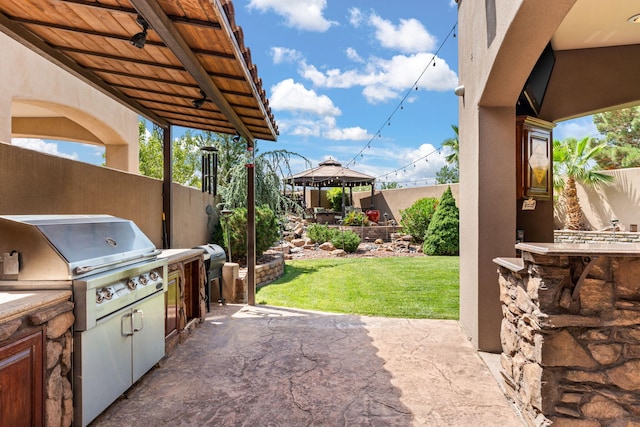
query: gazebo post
[
  {"left": 349, "top": 186, "right": 353, "bottom": 208},
  {"left": 341, "top": 181, "right": 346, "bottom": 217},
  {"left": 303, "top": 183, "right": 306, "bottom": 210},
  {"left": 370, "top": 180, "right": 375, "bottom": 209}
]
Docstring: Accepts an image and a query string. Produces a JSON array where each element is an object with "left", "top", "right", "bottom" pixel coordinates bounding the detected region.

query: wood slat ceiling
[{"left": 0, "top": 0, "right": 278, "bottom": 141}]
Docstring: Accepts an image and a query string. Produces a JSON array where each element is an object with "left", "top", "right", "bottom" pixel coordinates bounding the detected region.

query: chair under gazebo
[{"left": 286, "top": 159, "right": 376, "bottom": 221}]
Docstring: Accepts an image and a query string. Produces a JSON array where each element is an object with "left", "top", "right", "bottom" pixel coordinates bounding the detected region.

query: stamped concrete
[{"left": 91, "top": 304, "right": 524, "bottom": 426}]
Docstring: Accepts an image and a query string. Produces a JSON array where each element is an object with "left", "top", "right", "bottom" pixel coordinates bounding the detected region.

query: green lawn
[{"left": 256, "top": 257, "right": 459, "bottom": 319}]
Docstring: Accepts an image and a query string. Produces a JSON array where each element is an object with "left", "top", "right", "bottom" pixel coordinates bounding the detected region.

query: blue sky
[{"left": 12, "top": 0, "right": 599, "bottom": 187}]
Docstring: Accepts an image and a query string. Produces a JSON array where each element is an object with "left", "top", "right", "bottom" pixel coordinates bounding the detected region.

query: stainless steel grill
[{"left": 0, "top": 214, "right": 168, "bottom": 427}]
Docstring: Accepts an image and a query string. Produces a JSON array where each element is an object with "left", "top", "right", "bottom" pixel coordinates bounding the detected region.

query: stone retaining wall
[
  {"left": 232, "top": 255, "right": 285, "bottom": 303},
  {"left": 330, "top": 225, "right": 402, "bottom": 242},
  {"left": 498, "top": 252, "right": 640, "bottom": 426},
  {"left": 554, "top": 230, "right": 640, "bottom": 244}
]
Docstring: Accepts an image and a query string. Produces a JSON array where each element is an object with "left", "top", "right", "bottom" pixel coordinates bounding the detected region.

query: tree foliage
[
  {"left": 437, "top": 124, "right": 459, "bottom": 184},
  {"left": 400, "top": 197, "right": 439, "bottom": 243},
  {"left": 138, "top": 121, "right": 202, "bottom": 188},
  {"left": 553, "top": 137, "right": 614, "bottom": 230},
  {"left": 221, "top": 205, "right": 280, "bottom": 263},
  {"left": 326, "top": 187, "right": 345, "bottom": 212},
  {"left": 593, "top": 106, "right": 640, "bottom": 148},
  {"left": 435, "top": 165, "right": 459, "bottom": 184},
  {"left": 381, "top": 182, "right": 402, "bottom": 189},
  {"left": 423, "top": 186, "right": 459, "bottom": 256}
]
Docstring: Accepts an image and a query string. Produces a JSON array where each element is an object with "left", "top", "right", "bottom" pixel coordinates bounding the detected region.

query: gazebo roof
[{"left": 288, "top": 158, "right": 375, "bottom": 188}]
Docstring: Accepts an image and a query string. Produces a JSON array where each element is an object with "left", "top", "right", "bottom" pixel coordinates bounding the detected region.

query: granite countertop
[
  {"left": 0, "top": 290, "right": 72, "bottom": 324},
  {"left": 493, "top": 257, "right": 525, "bottom": 272},
  {"left": 159, "top": 248, "right": 205, "bottom": 264},
  {"left": 515, "top": 242, "right": 640, "bottom": 256}
]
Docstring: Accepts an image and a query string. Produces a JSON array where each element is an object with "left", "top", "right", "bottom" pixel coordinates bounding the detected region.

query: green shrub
[
  {"left": 330, "top": 230, "right": 361, "bottom": 253},
  {"left": 423, "top": 187, "right": 459, "bottom": 256},
  {"left": 342, "top": 211, "right": 367, "bottom": 226},
  {"left": 306, "top": 223, "right": 337, "bottom": 243},
  {"left": 223, "top": 205, "right": 280, "bottom": 262},
  {"left": 326, "top": 187, "right": 345, "bottom": 212},
  {"left": 400, "top": 197, "right": 439, "bottom": 243}
]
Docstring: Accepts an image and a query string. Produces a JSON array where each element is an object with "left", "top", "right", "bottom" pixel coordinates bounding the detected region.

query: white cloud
[
  {"left": 554, "top": 116, "right": 600, "bottom": 141},
  {"left": 348, "top": 7, "right": 363, "bottom": 28},
  {"left": 11, "top": 138, "right": 79, "bottom": 160},
  {"left": 270, "top": 78, "right": 341, "bottom": 116},
  {"left": 449, "top": 0, "right": 458, "bottom": 8},
  {"left": 247, "top": 0, "right": 336, "bottom": 32},
  {"left": 375, "top": 142, "right": 449, "bottom": 186},
  {"left": 368, "top": 13, "right": 437, "bottom": 53},
  {"left": 300, "top": 53, "right": 458, "bottom": 103},
  {"left": 345, "top": 47, "right": 364, "bottom": 63},
  {"left": 271, "top": 47, "right": 302, "bottom": 64}
]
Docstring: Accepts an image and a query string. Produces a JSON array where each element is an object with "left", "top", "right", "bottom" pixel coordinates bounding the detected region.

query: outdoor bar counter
[{"left": 494, "top": 242, "right": 640, "bottom": 426}]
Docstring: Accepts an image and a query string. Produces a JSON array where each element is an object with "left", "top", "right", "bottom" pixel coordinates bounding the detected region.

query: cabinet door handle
[
  {"left": 122, "top": 313, "right": 134, "bottom": 336},
  {"left": 133, "top": 309, "right": 144, "bottom": 332}
]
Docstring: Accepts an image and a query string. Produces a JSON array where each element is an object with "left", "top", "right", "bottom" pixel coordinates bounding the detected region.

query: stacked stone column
[{"left": 498, "top": 251, "right": 640, "bottom": 426}]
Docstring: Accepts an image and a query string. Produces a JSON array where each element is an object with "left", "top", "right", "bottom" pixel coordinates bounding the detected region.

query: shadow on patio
[{"left": 92, "top": 304, "right": 524, "bottom": 426}]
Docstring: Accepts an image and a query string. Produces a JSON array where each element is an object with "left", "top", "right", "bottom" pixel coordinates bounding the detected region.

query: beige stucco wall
[
  {"left": 561, "top": 168, "right": 640, "bottom": 231},
  {"left": 0, "top": 32, "right": 139, "bottom": 172},
  {"left": 351, "top": 184, "right": 459, "bottom": 221},
  {"left": 0, "top": 142, "right": 213, "bottom": 249},
  {"left": 457, "top": 0, "right": 577, "bottom": 351}
]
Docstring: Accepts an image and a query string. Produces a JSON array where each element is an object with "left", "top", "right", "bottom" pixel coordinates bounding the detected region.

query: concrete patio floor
[{"left": 91, "top": 304, "right": 525, "bottom": 426}]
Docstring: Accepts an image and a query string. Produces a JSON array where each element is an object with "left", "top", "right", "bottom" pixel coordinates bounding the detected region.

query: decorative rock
[
  {"left": 46, "top": 339, "right": 63, "bottom": 370},
  {"left": 607, "top": 360, "right": 640, "bottom": 391},
  {"left": 294, "top": 225, "right": 305, "bottom": 236},
  {"left": 47, "top": 364, "right": 62, "bottom": 398},
  {"left": 615, "top": 258, "right": 640, "bottom": 299},
  {"left": 331, "top": 249, "right": 346, "bottom": 257},
  {"left": 548, "top": 418, "right": 600, "bottom": 427},
  {"left": 587, "top": 343, "right": 622, "bottom": 365},
  {"left": 563, "top": 369, "right": 607, "bottom": 384},
  {"left": 579, "top": 278, "right": 613, "bottom": 312},
  {"left": 291, "top": 238, "right": 305, "bottom": 247},
  {"left": 46, "top": 397, "right": 62, "bottom": 427},
  {"left": 46, "top": 312, "right": 75, "bottom": 339},
  {"left": 522, "top": 363, "right": 542, "bottom": 409},
  {"left": 318, "top": 242, "right": 336, "bottom": 251},
  {"left": 401, "top": 235, "right": 413, "bottom": 241},
  {"left": 500, "top": 319, "right": 518, "bottom": 356},
  {"left": 0, "top": 318, "right": 22, "bottom": 341},
  {"left": 542, "top": 330, "right": 597, "bottom": 368},
  {"left": 581, "top": 395, "right": 628, "bottom": 419}
]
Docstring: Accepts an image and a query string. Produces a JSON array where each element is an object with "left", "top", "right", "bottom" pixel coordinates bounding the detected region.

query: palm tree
[
  {"left": 553, "top": 137, "right": 614, "bottom": 230},
  {"left": 441, "top": 124, "right": 459, "bottom": 168}
]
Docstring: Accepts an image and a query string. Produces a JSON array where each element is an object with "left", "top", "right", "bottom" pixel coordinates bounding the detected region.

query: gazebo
[{"left": 287, "top": 159, "right": 376, "bottom": 217}]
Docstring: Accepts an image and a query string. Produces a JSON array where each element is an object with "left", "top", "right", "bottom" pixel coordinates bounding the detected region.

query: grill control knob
[
  {"left": 127, "top": 279, "right": 137, "bottom": 290},
  {"left": 96, "top": 291, "right": 104, "bottom": 304},
  {"left": 139, "top": 275, "right": 149, "bottom": 286},
  {"left": 150, "top": 271, "right": 159, "bottom": 281}
]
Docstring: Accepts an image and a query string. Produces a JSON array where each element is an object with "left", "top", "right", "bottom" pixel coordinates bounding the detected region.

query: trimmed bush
[
  {"left": 307, "top": 223, "right": 337, "bottom": 243},
  {"left": 330, "top": 230, "right": 361, "bottom": 253},
  {"left": 423, "top": 186, "right": 459, "bottom": 256},
  {"left": 223, "top": 205, "right": 280, "bottom": 262},
  {"left": 400, "top": 197, "right": 439, "bottom": 243}
]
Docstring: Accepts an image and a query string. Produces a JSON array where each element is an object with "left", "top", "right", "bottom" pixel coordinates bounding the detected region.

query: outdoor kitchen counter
[
  {"left": 0, "top": 289, "right": 72, "bottom": 324},
  {"left": 494, "top": 242, "right": 640, "bottom": 426},
  {"left": 159, "top": 248, "right": 205, "bottom": 264}
]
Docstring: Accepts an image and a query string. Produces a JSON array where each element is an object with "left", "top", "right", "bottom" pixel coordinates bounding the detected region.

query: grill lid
[{"left": 0, "top": 215, "right": 158, "bottom": 280}]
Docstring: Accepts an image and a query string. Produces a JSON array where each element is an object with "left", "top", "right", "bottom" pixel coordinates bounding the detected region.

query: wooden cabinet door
[{"left": 0, "top": 329, "right": 44, "bottom": 427}]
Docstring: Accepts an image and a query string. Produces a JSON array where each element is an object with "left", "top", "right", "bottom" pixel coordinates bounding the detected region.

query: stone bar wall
[
  {"left": 555, "top": 230, "right": 640, "bottom": 244},
  {"left": 497, "top": 251, "right": 640, "bottom": 426},
  {"left": 0, "top": 292, "right": 74, "bottom": 427}
]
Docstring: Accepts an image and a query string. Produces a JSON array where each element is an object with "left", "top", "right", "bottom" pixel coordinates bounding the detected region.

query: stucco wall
[
  {"left": 0, "top": 32, "right": 139, "bottom": 172},
  {"left": 0, "top": 142, "right": 213, "bottom": 249},
  {"left": 560, "top": 168, "right": 640, "bottom": 231},
  {"left": 351, "top": 184, "right": 459, "bottom": 221}
]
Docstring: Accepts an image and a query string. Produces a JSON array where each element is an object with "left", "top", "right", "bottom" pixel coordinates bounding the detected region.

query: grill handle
[
  {"left": 133, "top": 309, "right": 144, "bottom": 332},
  {"left": 74, "top": 250, "right": 162, "bottom": 275},
  {"left": 122, "top": 313, "right": 134, "bottom": 337}
]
